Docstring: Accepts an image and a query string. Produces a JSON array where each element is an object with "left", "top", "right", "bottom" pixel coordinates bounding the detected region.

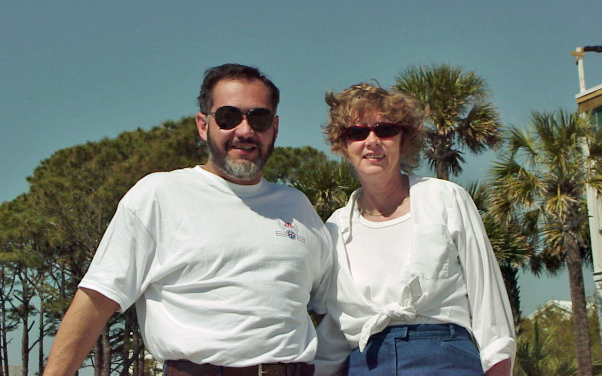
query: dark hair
[{"left": 197, "top": 64, "right": 280, "bottom": 114}]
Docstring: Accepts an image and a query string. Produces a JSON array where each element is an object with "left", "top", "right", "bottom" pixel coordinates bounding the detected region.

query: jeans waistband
[{"left": 376, "top": 323, "right": 471, "bottom": 340}]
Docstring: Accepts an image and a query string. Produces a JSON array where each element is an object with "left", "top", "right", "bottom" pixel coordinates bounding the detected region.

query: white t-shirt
[
  {"left": 346, "top": 212, "right": 412, "bottom": 306},
  {"left": 79, "top": 166, "right": 333, "bottom": 366}
]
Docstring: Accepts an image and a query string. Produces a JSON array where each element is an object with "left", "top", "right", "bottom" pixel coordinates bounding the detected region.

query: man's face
[{"left": 196, "top": 79, "right": 279, "bottom": 185}]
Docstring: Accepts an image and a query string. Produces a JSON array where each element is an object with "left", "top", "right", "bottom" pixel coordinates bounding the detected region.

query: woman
[{"left": 314, "top": 83, "right": 515, "bottom": 376}]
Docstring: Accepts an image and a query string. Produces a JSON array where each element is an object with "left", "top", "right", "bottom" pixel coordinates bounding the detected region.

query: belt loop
[
  {"left": 216, "top": 365, "right": 223, "bottom": 376},
  {"left": 400, "top": 325, "right": 408, "bottom": 339},
  {"left": 449, "top": 324, "right": 456, "bottom": 338}
]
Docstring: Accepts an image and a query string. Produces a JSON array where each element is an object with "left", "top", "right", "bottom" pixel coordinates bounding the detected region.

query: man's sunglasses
[
  {"left": 209, "top": 106, "right": 275, "bottom": 132},
  {"left": 342, "top": 123, "right": 404, "bottom": 141}
]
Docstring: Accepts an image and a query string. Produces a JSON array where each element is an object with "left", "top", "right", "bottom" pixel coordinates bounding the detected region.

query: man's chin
[{"left": 222, "top": 159, "right": 262, "bottom": 182}]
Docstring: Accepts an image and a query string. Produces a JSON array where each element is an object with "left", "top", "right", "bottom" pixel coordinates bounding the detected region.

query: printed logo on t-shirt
[{"left": 275, "top": 220, "right": 306, "bottom": 242}]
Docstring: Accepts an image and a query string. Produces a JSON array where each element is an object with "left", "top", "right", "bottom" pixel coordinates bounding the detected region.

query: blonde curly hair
[{"left": 323, "top": 82, "right": 427, "bottom": 172}]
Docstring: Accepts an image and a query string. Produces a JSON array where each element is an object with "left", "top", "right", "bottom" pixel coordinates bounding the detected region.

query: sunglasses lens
[
  {"left": 213, "top": 106, "right": 274, "bottom": 131},
  {"left": 343, "top": 126, "right": 370, "bottom": 141},
  {"left": 344, "top": 124, "right": 402, "bottom": 141},
  {"left": 374, "top": 124, "right": 402, "bottom": 138},
  {"left": 214, "top": 106, "right": 243, "bottom": 129},
  {"left": 246, "top": 108, "right": 274, "bottom": 132}
]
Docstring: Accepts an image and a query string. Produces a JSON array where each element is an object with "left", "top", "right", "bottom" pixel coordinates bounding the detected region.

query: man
[{"left": 43, "top": 64, "right": 333, "bottom": 376}]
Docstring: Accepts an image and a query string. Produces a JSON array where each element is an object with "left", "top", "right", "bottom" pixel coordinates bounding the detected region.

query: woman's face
[{"left": 342, "top": 111, "right": 402, "bottom": 180}]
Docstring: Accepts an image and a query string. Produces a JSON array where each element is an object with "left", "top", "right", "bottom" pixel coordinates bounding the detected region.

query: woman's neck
[{"left": 357, "top": 172, "right": 410, "bottom": 219}]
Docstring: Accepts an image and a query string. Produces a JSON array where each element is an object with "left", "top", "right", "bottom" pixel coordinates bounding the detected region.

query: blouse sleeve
[
  {"left": 314, "top": 314, "right": 351, "bottom": 376},
  {"left": 451, "top": 186, "right": 516, "bottom": 372}
]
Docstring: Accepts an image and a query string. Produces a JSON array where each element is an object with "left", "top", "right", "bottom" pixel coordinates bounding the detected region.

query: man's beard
[{"left": 206, "top": 130, "right": 275, "bottom": 183}]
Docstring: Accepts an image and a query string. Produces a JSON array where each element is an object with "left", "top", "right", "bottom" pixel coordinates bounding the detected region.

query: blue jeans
[{"left": 346, "top": 324, "right": 484, "bottom": 376}]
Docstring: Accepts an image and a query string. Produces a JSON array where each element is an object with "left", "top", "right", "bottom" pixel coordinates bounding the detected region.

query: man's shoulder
[
  {"left": 121, "top": 167, "right": 201, "bottom": 202},
  {"left": 264, "top": 180, "right": 308, "bottom": 198},
  {"left": 135, "top": 167, "right": 198, "bottom": 187}
]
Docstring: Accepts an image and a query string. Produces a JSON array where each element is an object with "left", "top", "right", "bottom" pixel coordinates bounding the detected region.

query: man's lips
[
  {"left": 228, "top": 142, "right": 259, "bottom": 153},
  {"left": 230, "top": 144, "right": 256, "bottom": 151}
]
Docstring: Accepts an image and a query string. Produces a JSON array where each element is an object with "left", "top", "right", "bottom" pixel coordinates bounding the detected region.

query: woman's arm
[
  {"left": 486, "top": 359, "right": 512, "bottom": 376},
  {"left": 452, "top": 186, "right": 516, "bottom": 373}
]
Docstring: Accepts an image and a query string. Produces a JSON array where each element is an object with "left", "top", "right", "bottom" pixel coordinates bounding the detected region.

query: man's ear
[{"left": 196, "top": 112, "right": 208, "bottom": 141}]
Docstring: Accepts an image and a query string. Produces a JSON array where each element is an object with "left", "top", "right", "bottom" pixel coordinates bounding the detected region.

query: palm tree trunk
[
  {"left": 566, "top": 231, "right": 593, "bottom": 376},
  {"left": 500, "top": 264, "right": 522, "bottom": 329},
  {"left": 435, "top": 160, "right": 449, "bottom": 181}
]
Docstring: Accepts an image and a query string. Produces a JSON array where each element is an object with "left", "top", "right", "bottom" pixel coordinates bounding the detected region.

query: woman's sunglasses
[
  {"left": 342, "top": 123, "right": 404, "bottom": 141},
  {"left": 209, "top": 106, "right": 275, "bottom": 132}
]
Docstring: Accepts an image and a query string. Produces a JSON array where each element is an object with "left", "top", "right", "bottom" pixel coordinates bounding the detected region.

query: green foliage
[
  {"left": 514, "top": 299, "right": 602, "bottom": 376},
  {"left": 289, "top": 159, "right": 360, "bottom": 221},
  {"left": 263, "top": 146, "right": 330, "bottom": 185},
  {"left": 264, "top": 146, "right": 361, "bottom": 220}
]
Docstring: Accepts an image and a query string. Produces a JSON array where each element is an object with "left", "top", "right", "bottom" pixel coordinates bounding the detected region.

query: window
[{"left": 593, "top": 106, "right": 602, "bottom": 129}]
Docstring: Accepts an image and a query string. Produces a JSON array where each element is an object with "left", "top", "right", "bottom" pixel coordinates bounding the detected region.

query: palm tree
[
  {"left": 489, "top": 109, "right": 602, "bottom": 376},
  {"left": 393, "top": 64, "right": 502, "bottom": 180}
]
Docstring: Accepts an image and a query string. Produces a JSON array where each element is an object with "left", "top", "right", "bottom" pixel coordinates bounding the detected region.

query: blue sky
[{"left": 2, "top": 0, "right": 602, "bottom": 367}]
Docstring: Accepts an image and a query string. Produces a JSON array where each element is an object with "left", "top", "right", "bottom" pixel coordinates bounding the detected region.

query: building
[
  {"left": 575, "top": 46, "right": 602, "bottom": 349},
  {"left": 526, "top": 300, "right": 573, "bottom": 321},
  {"left": 576, "top": 83, "right": 602, "bottom": 127},
  {"left": 577, "top": 78, "right": 602, "bottom": 300}
]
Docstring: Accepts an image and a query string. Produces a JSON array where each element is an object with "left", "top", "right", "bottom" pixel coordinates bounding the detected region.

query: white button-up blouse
[{"left": 314, "top": 175, "right": 516, "bottom": 375}]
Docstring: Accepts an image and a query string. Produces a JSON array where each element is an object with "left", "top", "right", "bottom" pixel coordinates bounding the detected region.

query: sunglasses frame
[
  {"left": 342, "top": 123, "right": 404, "bottom": 141},
  {"left": 209, "top": 106, "right": 275, "bottom": 132}
]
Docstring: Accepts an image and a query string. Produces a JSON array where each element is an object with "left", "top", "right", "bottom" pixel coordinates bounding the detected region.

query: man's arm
[{"left": 43, "top": 287, "right": 120, "bottom": 376}]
